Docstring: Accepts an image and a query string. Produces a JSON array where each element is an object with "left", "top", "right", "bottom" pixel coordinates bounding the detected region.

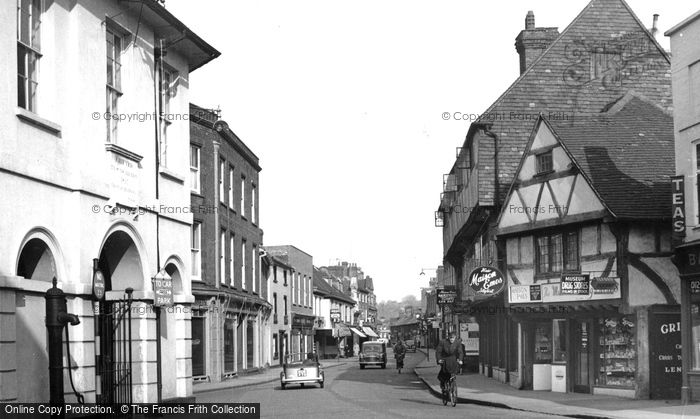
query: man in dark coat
[
  {"left": 436, "top": 332, "right": 463, "bottom": 390},
  {"left": 394, "top": 340, "right": 406, "bottom": 373}
]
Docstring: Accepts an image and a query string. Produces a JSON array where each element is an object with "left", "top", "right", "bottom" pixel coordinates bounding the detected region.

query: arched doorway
[
  {"left": 96, "top": 229, "right": 145, "bottom": 405},
  {"left": 159, "top": 262, "right": 182, "bottom": 400},
  {"left": 15, "top": 235, "right": 60, "bottom": 401},
  {"left": 17, "top": 238, "right": 57, "bottom": 281},
  {"left": 98, "top": 230, "right": 144, "bottom": 292}
]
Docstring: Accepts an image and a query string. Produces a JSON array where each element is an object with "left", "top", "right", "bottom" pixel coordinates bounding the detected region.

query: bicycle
[{"left": 439, "top": 362, "right": 458, "bottom": 407}]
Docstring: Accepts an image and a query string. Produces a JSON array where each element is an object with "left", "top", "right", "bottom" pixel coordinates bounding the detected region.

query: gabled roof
[
  {"left": 313, "top": 267, "right": 356, "bottom": 305},
  {"left": 454, "top": 0, "right": 672, "bottom": 202},
  {"left": 547, "top": 93, "right": 674, "bottom": 219}
]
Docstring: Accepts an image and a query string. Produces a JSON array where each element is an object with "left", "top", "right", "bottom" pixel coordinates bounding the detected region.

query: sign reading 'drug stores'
[
  {"left": 468, "top": 267, "right": 505, "bottom": 295},
  {"left": 509, "top": 277, "right": 621, "bottom": 304},
  {"left": 560, "top": 274, "right": 590, "bottom": 295}
]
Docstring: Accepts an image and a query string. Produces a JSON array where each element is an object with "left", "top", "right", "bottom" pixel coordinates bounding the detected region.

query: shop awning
[
  {"left": 333, "top": 323, "right": 352, "bottom": 338},
  {"left": 349, "top": 327, "right": 367, "bottom": 338},
  {"left": 362, "top": 327, "right": 379, "bottom": 338}
]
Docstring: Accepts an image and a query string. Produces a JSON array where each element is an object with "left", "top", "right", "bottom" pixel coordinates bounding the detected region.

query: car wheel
[
  {"left": 381, "top": 363, "right": 386, "bottom": 369},
  {"left": 360, "top": 364, "right": 365, "bottom": 369},
  {"left": 301, "top": 383, "right": 304, "bottom": 388},
  {"left": 281, "top": 383, "right": 286, "bottom": 390},
  {"left": 320, "top": 381, "right": 324, "bottom": 389}
]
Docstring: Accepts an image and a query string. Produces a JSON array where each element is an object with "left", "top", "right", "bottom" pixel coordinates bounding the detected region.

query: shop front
[
  {"left": 291, "top": 313, "right": 316, "bottom": 355},
  {"left": 509, "top": 279, "right": 681, "bottom": 398},
  {"left": 673, "top": 243, "right": 700, "bottom": 403}
]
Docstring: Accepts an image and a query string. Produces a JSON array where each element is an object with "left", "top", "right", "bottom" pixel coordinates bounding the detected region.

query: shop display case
[{"left": 597, "top": 317, "right": 636, "bottom": 387}]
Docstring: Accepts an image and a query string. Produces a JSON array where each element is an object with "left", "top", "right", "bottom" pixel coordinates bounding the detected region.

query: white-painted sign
[{"left": 509, "top": 277, "right": 621, "bottom": 304}]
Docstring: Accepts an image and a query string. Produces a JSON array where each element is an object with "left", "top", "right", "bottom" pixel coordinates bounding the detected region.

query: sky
[{"left": 165, "top": 0, "right": 697, "bottom": 303}]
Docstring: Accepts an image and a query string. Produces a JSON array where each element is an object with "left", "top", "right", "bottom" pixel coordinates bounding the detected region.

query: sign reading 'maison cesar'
[{"left": 468, "top": 267, "right": 505, "bottom": 295}]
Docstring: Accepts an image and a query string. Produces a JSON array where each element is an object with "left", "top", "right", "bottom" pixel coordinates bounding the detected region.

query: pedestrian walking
[{"left": 394, "top": 340, "right": 406, "bottom": 374}]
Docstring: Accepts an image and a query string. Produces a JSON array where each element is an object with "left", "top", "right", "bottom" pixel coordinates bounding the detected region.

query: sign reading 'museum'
[
  {"left": 560, "top": 274, "right": 589, "bottom": 295},
  {"left": 468, "top": 267, "right": 505, "bottom": 295}
]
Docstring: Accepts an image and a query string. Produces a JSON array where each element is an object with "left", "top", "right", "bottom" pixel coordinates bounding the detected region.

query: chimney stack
[
  {"left": 525, "top": 10, "right": 535, "bottom": 30},
  {"left": 651, "top": 14, "right": 659, "bottom": 39},
  {"left": 515, "top": 11, "right": 560, "bottom": 75}
]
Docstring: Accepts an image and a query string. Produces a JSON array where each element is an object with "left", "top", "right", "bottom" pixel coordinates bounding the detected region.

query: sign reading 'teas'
[{"left": 672, "top": 176, "right": 685, "bottom": 245}]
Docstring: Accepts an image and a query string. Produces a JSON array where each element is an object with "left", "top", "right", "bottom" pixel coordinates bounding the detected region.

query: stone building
[{"left": 0, "top": 0, "right": 218, "bottom": 403}]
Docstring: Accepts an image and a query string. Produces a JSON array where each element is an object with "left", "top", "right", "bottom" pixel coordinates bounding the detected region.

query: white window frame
[
  {"left": 229, "top": 234, "right": 235, "bottom": 284},
  {"left": 240, "top": 176, "right": 246, "bottom": 216},
  {"left": 191, "top": 223, "right": 201, "bottom": 280},
  {"left": 228, "top": 166, "right": 234, "bottom": 208},
  {"left": 17, "top": 0, "right": 42, "bottom": 113},
  {"left": 190, "top": 145, "right": 200, "bottom": 193},
  {"left": 220, "top": 230, "right": 225, "bottom": 284},
  {"left": 252, "top": 183, "right": 257, "bottom": 224},
  {"left": 106, "top": 27, "right": 123, "bottom": 143},
  {"left": 219, "top": 159, "right": 225, "bottom": 203},
  {"left": 241, "top": 240, "right": 247, "bottom": 290},
  {"left": 159, "top": 66, "right": 176, "bottom": 167},
  {"left": 252, "top": 245, "right": 257, "bottom": 293}
]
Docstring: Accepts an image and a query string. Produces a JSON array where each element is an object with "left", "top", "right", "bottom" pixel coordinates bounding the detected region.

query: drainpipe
[
  {"left": 154, "top": 39, "right": 164, "bottom": 404},
  {"left": 480, "top": 125, "right": 499, "bottom": 210}
]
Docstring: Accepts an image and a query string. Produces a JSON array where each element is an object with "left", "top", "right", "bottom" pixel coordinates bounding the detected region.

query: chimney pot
[
  {"left": 651, "top": 14, "right": 659, "bottom": 39},
  {"left": 525, "top": 11, "right": 535, "bottom": 30}
]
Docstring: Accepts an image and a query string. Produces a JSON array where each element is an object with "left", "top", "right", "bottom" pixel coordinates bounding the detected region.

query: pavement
[
  {"left": 413, "top": 348, "right": 700, "bottom": 419},
  {"left": 192, "top": 356, "right": 353, "bottom": 394}
]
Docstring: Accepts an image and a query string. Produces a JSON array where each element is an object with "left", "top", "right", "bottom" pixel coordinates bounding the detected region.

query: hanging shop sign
[
  {"left": 674, "top": 245, "right": 700, "bottom": 276},
  {"left": 330, "top": 309, "right": 341, "bottom": 321},
  {"left": 560, "top": 274, "right": 590, "bottom": 295},
  {"left": 292, "top": 315, "right": 315, "bottom": 329},
  {"left": 437, "top": 289, "right": 458, "bottom": 305},
  {"left": 508, "top": 277, "right": 620, "bottom": 304},
  {"left": 672, "top": 175, "right": 685, "bottom": 245},
  {"left": 468, "top": 266, "right": 505, "bottom": 295}
]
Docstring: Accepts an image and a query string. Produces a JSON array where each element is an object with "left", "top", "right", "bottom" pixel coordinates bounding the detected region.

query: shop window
[
  {"left": 597, "top": 317, "right": 636, "bottom": 387},
  {"left": 247, "top": 321, "right": 255, "bottom": 367},
  {"left": 191, "top": 315, "right": 206, "bottom": 377},
  {"left": 224, "top": 318, "right": 234, "bottom": 372},
  {"left": 535, "top": 230, "right": 579, "bottom": 275},
  {"left": 534, "top": 322, "right": 552, "bottom": 364},
  {"left": 553, "top": 319, "right": 567, "bottom": 363},
  {"left": 692, "top": 300, "right": 700, "bottom": 370}
]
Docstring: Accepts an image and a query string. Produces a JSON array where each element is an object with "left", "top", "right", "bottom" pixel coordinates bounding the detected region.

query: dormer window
[{"left": 536, "top": 151, "right": 553, "bottom": 174}]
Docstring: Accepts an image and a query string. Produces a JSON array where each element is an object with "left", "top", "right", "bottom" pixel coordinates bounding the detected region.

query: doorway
[{"left": 572, "top": 319, "right": 593, "bottom": 393}]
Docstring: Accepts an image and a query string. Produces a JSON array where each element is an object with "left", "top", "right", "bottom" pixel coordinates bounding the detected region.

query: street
[{"left": 196, "top": 351, "right": 567, "bottom": 418}]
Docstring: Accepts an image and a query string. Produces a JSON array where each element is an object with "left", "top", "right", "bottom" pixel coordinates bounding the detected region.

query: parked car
[
  {"left": 359, "top": 341, "right": 387, "bottom": 369},
  {"left": 280, "top": 352, "right": 324, "bottom": 389},
  {"left": 404, "top": 339, "right": 416, "bottom": 352}
]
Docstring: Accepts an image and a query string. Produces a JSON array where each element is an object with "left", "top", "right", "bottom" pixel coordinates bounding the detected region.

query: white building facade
[{"left": 0, "top": 0, "right": 218, "bottom": 403}]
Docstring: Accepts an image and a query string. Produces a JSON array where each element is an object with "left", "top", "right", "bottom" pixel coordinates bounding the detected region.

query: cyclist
[{"left": 436, "top": 332, "right": 463, "bottom": 392}]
